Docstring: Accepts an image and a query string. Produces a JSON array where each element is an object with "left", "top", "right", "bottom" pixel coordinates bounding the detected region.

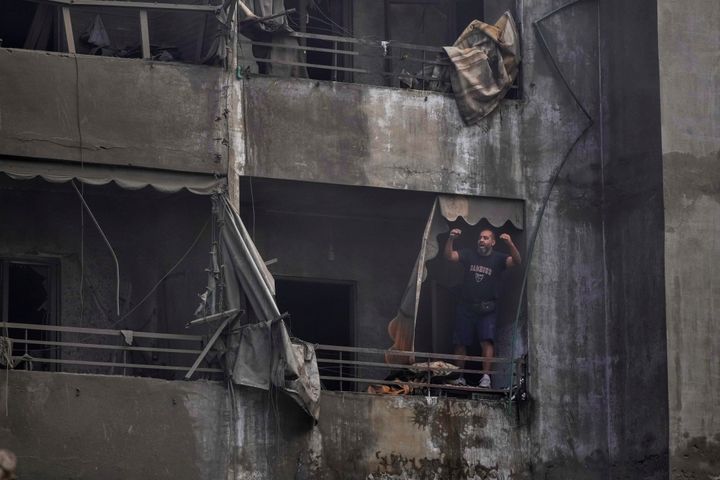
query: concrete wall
[
  {"left": 233, "top": 0, "right": 616, "bottom": 476},
  {"left": 599, "top": 1, "right": 669, "bottom": 478},
  {"left": 234, "top": 389, "right": 529, "bottom": 480},
  {"left": 658, "top": 0, "right": 720, "bottom": 477},
  {"left": 0, "top": 370, "right": 529, "bottom": 480},
  {"left": 0, "top": 49, "right": 226, "bottom": 174},
  {"left": 0, "top": 370, "right": 231, "bottom": 480},
  {"left": 239, "top": 183, "right": 432, "bottom": 351}
]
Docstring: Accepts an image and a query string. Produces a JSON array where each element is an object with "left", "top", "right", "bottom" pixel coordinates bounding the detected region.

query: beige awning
[{"left": 0, "top": 158, "right": 224, "bottom": 195}]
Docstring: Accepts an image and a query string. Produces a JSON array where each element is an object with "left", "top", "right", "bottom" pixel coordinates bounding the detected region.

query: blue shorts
[{"left": 453, "top": 302, "right": 497, "bottom": 346}]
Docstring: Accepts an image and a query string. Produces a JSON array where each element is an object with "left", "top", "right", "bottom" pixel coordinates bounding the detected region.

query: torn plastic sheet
[
  {"left": 196, "top": 195, "right": 320, "bottom": 419},
  {"left": 231, "top": 316, "right": 320, "bottom": 420}
]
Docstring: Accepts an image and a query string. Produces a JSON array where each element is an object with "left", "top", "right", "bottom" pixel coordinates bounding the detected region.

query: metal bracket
[
  {"left": 186, "top": 308, "right": 243, "bottom": 328},
  {"left": 184, "top": 316, "right": 232, "bottom": 380}
]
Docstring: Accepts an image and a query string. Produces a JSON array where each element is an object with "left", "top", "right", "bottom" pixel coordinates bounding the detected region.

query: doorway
[
  {"left": 0, "top": 257, "right": 59, "bottom": 370},
  {"left": 274, "top": 277, "right": 354, "bottom": 390}
]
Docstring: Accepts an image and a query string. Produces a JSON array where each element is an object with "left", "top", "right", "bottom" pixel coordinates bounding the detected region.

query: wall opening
[
  {"left": 275, "top": 277, "right": 354, "bottom": 390},
  {"left": 0, "top": 257, "right": 59, "bottom": 370}
]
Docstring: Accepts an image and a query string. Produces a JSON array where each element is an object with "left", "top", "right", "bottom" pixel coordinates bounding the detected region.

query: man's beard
[{"left": 478, "top": 245, "right": 492, "bottom": 256}]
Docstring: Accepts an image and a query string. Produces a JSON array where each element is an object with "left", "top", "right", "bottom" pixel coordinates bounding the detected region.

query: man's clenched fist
[{"left": 449, "top": 228, "right": 462, "bottom": 238}]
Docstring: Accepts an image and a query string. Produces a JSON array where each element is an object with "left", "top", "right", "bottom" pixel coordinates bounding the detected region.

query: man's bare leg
[
  {"left": 479, "top": 341, "right": 494, "bottom": 387},
  {"left": 448, "top": 344, "right": 469, "bottom": 385},
  {"left": 480, "top": 341, "right": 494, "bottom": 374},
  {"left": 454, "top": 344, "right": 467, "bottom": 369}
]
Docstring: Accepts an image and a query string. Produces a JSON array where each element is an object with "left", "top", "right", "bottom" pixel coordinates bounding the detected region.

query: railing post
[
  {"left": 61, "top": 7, "right": 76, "bottom": 54},
  {"left": 425, "top": 356, "right": 431, "bottom": 395},
  {"left": 332, "top": 40, "right": 338, "bottom": 82},
  {"left": 139, "top": 10, "right": 151, "bottom": 59},
  {"left": 339, "top": 350, "right": 343, "bottom": 392}
]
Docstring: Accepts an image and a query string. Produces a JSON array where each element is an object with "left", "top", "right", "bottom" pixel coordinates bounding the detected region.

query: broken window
[
  {"left": 0, "top": 257, "right": 59, "bottom": 370},
  {"left": 0, "top": 0, "right": 226, "bottom": 63}
]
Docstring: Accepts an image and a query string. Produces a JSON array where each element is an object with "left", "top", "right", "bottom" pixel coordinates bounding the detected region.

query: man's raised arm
[
  {"left": 500, "top": 233, "right": 521, "bottom": 268},
  {"left": 444, "top": 229, "right": 462, "bottom": 263}
]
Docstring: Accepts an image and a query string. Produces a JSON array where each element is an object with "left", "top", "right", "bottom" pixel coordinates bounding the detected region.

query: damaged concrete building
[{"left": 0, "top": 0, "right": 718, "bottom": 478}]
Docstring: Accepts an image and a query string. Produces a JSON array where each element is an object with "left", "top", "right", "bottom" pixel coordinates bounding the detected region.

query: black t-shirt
[{"left": 457, "top": 249, "right": 508, "bottom": 303}]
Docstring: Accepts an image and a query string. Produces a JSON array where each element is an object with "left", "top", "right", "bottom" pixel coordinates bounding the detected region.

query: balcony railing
[
  {"left": 238, "top": 30, "right": 522, "bottom": 97},
  {"left": 0, "top": 322, "right": 222, "bottom": 380},
  {"left": 315, "top": 344, "right": 527, "bottom": 399},
  {"left": 1, "top": 321, "right": 527, "bottom": 401}
]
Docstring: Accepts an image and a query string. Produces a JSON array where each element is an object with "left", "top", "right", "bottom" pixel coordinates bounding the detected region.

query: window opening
[
  {"left": 275, "top": 277, "right": 354, "bottom": 391},
  {"left": 0, "top": 257, "right": 59, "bottom": 370},
  {"left": 0, "top": 0, "right": 56, "bottom": 50}
]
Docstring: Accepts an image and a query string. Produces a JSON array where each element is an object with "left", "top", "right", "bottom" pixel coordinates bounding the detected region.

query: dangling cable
[
  {"left": 71, "top": 180, "right": 121, "bottom": 316},
  {"left": 506, "top": 0, "right": 595, "bottom": 410},
  {"left": 73, "top": 53, "right": 87, "bottom": 323},
  {"left": 80, "top": 187, "right": 85, "bottom": 323}
]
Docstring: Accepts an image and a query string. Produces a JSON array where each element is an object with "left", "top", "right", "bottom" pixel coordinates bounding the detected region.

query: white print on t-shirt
[{"left": 470, "top": 264, "right": 493, "bottom": 283}]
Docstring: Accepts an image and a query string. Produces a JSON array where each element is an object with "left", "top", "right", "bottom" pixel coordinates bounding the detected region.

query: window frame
[{"left": 0, "top": 255, "right": 61, "bottom": 367}]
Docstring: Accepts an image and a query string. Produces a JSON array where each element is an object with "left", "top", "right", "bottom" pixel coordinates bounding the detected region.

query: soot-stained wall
[
  {"left": 238, "top": 179, "right": 433, "bottom": 351},
  {"left": 0, "top": 49, "right": 226, "bottom": 174},
  {"left": 599, "top": 0, "right": 669, "bottom": 478},
  {"left": 232, "top": 389, "right": 530, "bottom": 480},
  {"left": 234, "top": 0, "right": 614, "bottom": 476},
  {"left": 0, "top": 370, "right": 230, "bottom": 480},
  {"left": 658, "top": 0, "right": 720, "bottom": 477},
  {"left": 0, "top": 370, "right": 528, "bottom": 480}
]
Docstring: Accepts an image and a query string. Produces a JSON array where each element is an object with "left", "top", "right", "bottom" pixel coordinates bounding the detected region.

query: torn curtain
[
  {"left": 385, "top": 196, "right": 523, "bottom": 364},
  {"left": 444, "top": 12, "right": 520, "bottom": 125}
]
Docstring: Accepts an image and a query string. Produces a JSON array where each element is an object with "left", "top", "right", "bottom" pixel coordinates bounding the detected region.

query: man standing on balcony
[{"left": 444, "top": 228, "right": 521, "bottom": 388}]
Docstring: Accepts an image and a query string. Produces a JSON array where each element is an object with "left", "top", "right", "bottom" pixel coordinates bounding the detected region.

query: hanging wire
[
  {"left": 22, "top": 212, "right": 210, "bottom": 356},
  {"left": 71, "top": 180, "right": 121, "bottom": 316},
  {"left": 310, "top": 1, "right": 352, "bottom": 36},
  {"left": 112, "top": 216, "right": 211, "bottom": 326},
  {"left": 73, "top": 53, "right": 87, "bottom": 324},
  {"left": 505, "top": 0, "right": 595, "bottom": 411}
]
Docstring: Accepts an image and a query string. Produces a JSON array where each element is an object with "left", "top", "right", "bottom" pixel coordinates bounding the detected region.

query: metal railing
[
  {"left": 238, "top": 30, "right": 462, "bottom": 92},
  {"left": 0, "top": 322, "right": 223, "bottom": 379},
  {"left": 239, "top": 30, "right": 522, "bottom": 96},
  {"left": 1, "top": 321, "right": 527, "bottom": 400},
  {"left": 315, "top": 344, "right": 527, "bottom": 399}
]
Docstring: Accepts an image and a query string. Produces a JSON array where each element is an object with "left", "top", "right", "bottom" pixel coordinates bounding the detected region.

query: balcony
[{"left": 238, "top": 29, "right": 521, "bottom": 98}]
